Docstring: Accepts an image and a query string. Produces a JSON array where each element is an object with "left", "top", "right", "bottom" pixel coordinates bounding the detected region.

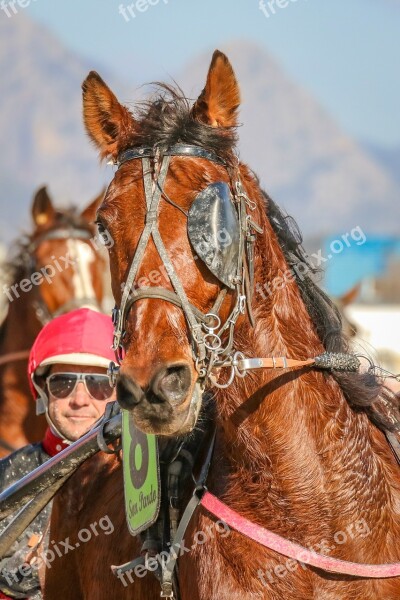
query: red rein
[{"left": 201, "top": 491, "right": 400, "bottom": 579}]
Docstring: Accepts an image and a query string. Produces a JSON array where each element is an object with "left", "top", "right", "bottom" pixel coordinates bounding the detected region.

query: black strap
[
  {"left": 97, "top": 402, "right": 122, "bottom": 454},
  {"left": 0, "top": 438, "right": 17, "bottom": 454},
  {"left": 28, "top": 227, "right": 93, "bottom": 252},
  {"left": 160, "top": 429, "right": 216, "bottom": 598},
  {"left": 117, "top": 144, "right": 226, "bottom": 168},
  {"left": 385, "top": 431, "right": 400, "bottom": 467},
  {"left": 124, "top": 287, "right": 208, "bottom": 324}
]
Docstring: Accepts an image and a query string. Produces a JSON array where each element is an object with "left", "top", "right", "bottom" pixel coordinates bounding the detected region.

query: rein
[
  {"left": 200, "top": 491, "right": 400, "bottom": 579},
  {"left": 0, "top": 350, "right": 30, "bottom": 367}
]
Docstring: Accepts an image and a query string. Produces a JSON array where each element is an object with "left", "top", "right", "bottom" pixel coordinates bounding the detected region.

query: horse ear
[
  {"left": 82, "top": 71, "right": 134, "bottom": 160},
  {"left": 81, "top": 187, "right": 106, "bottom": 223},
  {"left": 32, "top": 186, "right": 55, "bottom": 227},
  {"left": 192, "top": 50, "right": 240, "bottom": 128},
  {"left": 340, "top": 283, "right": 361, "bottom": 307}
]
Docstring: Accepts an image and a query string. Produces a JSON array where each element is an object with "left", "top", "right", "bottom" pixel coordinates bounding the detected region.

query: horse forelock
[{"left": 120, "top": 83, "right": 238, "bottom": 165}]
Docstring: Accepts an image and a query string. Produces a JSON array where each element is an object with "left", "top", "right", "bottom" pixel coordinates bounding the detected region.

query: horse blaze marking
[{"left": 66, "top": 240, "right": 96, "bottom": 300}]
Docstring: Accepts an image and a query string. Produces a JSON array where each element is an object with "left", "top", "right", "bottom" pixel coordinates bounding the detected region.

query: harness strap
[
  {"left": 0, "top": 439, "right": 17, "bottom": 453},
  {"left": 161, "top": 492, "right": 203, "bottom": 598},
  {"left": 232, "top": 352, "right": 361, "bottom": 375},
  {"left": 200, "top": 491, "right": 400, "bottom": 579},
  {"left": 237, "top": 357, "right": 315, "bottom": 370},
  {"left": 151, "top": 219, "right": 207, "bottom": 362},
  {"left": 0, "top": 351, "right": 30, "bottom": 367},
  {"left": 385, "top": 431, "right": 400, "bottom": 467},
  {"left": 27, "top": 227, "right": 93, "bottom": 252},
  {"left": 118, "top": 144, "right": 226, "bottom": 167},
  {"left": 113, "top": 156, "right": 171, "bottom": 351},
  {"left": 160, "top": 429, "right": 216, "bottom": 597}
]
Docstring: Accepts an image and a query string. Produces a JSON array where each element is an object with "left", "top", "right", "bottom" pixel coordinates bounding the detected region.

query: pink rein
[{"left": 201, "top": 491, "right": 400, "bottom": 578}]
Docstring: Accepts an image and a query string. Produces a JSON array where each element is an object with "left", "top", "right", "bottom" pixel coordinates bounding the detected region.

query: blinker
[{"left": 187, "top": 182, "right": 240, "bottom": 289}]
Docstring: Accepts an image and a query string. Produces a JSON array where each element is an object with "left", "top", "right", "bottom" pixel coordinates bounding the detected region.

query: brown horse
[
  {"left": 45, "top": 51, "right": 400, "bottom": 599},
  {"left": 0, "top": 186, "right": 106, "bottom": 456}
]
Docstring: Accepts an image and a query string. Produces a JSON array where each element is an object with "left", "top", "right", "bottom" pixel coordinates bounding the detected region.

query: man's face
[{"left": 47, "top": 364, "right": 116, "bottom": 441}]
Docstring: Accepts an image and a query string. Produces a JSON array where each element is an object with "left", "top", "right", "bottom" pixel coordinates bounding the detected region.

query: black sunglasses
[{"left": 46, "top": 372, "right": 114, "bottom": 401}]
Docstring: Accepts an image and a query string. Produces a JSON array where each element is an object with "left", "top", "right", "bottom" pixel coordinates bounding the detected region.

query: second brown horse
[{"left": 0, "top": 186, "right": 106, "bottom": 456}]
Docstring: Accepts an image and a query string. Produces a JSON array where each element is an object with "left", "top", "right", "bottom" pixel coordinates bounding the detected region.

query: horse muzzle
[{"left": 116, "top": 362, "right": 203, "bottom": 436}]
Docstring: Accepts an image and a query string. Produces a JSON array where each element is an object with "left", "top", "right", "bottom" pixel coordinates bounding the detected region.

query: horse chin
[{"left": 132, "top": 381, "right": 203, "bottom": 437}]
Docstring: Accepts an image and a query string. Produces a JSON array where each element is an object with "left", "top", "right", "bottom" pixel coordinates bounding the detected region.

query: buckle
[
  {"left": 111, "top": 306, "right": 120, "bottom": 325},
  {"left": 233, "top": 351, "right": 247, "bottom": 378},
  {"left": 108, "top": 361, "right": 120, "bottom": 387}
]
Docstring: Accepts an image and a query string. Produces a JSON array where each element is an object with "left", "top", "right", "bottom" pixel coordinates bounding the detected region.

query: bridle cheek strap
[
  {"left": 201, "top": 491, "right": 400, "bottom": 578},
  {"left": 113, "top": 155, "right": 207, "bottom": 362}
]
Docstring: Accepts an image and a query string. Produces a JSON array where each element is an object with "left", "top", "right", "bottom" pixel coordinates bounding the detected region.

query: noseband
[
  {"left": 110, "top": 144, "right": 360, "bottom": 389},
  {"left": 27, "top": 226, "right": 101, "bottom": 325}
]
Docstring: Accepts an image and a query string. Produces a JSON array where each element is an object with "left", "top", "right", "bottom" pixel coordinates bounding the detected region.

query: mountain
[
  {"left": 363, "top": 143, "right": 400, "bottom": 185},
  {"left": 0, "top": 19, "right": 399, "bottom": 243},
  {"left": 0, "top": 13, "right": 129, "bottom": 241},
  {"left": 179, "top": 42, "right": 400, "bottom": 236}
]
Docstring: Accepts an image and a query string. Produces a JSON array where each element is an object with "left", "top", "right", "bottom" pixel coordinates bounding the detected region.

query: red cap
[{"left": 28, "top": 308, "right": 115, "bottom": 402}]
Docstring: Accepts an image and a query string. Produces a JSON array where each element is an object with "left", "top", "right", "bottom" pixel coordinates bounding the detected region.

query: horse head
[
  {"left": 27, "top": 185, "right": 106, "bottom": 322},
  {"left": 82, "top": 51, "right": 252, "bottom": 436}
]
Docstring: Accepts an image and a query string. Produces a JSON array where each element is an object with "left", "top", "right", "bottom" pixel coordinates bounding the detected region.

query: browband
[
  {"left": 28, "top": 228, "right": 93, "bottom": 252},
  {"left": 117, "top": 144, "right": 227, "bottom": 168}
]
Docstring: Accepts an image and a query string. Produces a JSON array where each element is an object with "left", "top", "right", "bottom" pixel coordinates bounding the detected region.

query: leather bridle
[
  {"left": 111, "top": 144, "right": 260, "bottom": 388},
  {"left": 26, "top": 226, "right": 102, "bottom": 325},
  {"left": 109, "top": 144, "right": 360, "bottom": 389}
]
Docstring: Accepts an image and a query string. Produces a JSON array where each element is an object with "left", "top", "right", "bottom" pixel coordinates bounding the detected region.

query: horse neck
[
  {"left": 210, "top": 177, "right": 400, "bottom": 534},
  {"left": 0, "top": 285, "right": 46, "bottom": 451},
  {"left": 0, "top": 286, "right": 42, "bottom": 353}
]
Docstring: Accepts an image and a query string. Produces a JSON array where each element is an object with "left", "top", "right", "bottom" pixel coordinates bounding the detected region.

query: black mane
[
  {"left": 266, "top": 193, "right": 400, "bottom": 432},
  {"left": 127, "top": 84, "right": 237, "bottom": 163}
]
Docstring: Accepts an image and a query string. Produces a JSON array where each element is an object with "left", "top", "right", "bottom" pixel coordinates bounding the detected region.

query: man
[{"left": 0, "top": 308, "right": 116, "bottom": 599}]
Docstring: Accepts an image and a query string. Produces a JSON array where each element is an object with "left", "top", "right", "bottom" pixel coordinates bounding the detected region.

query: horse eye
[{"left": 95, "top": 221, "right": 110, "bottom": 246}]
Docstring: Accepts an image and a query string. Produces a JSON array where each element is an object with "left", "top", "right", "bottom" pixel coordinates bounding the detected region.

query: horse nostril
[
  {"left": 151, "top": 363, "right": 192, "bottom": 406},
  {"left": 117, "top": 374, "right": 144, "bottom": 410}
]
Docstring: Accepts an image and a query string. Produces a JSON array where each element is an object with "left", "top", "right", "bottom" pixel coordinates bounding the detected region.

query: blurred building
[{"left": 323, "top": 235, "right": 400, "bottom": 374}]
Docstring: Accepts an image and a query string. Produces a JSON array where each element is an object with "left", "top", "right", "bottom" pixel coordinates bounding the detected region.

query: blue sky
[{"left": 18, "top": 0, "right": 400, "bottom": 147}]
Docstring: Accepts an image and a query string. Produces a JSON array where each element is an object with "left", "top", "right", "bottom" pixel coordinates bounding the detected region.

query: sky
[{"left": 22, "top": 0, "right": 400, "bottom": 148}]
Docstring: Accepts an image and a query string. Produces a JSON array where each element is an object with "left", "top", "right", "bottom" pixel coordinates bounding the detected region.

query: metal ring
[
  {"left": 233, "top": 351, "right": 247, "bottom": 378},
  {"left": 204, "top": 313, "right": 221, "bottom": 332},
  {"left": 195, "top": 358, "right": 207, "bottom": 379},
  {"left": 204, "top": 333, "right": 222, "bottom": 351},
  {"left": 209, "top": 366, "right": 235, "bottom": 389}
]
